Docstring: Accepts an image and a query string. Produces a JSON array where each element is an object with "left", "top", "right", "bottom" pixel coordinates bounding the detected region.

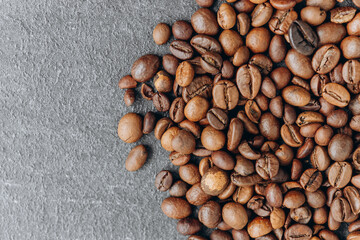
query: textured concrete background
[{"left": 0, "top": 0, "right": 355, "bottom": 239}]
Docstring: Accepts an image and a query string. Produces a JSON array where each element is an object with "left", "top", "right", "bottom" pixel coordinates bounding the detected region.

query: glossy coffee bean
[
  {"left": 330, "top": 7, "right": 357, "bottom": 24},
  {"left": 341, "top": 36, "right": 360, "bottom": 59},
  {"left": 343, "top": 60, "right": 360, "bottom": 85},
  {"left": 186, "top": 183, "right": 211, "bottom": 206},
  {"left": 289, "top": 20, "right": 319, "bottom": 56},
  {"left": 217, "top": 3, "right": 236, "bottom": 30},
  {"left": 300, "top": 168, "right": 322, "bottom": 192},
  {"left": 118, "top": 113, "right": 143, "bottom": 143},
  {"left": 155, "top": 170, "right": 173, "bottom": 191},
  {"left": 177, "top": 217, "right": 201, "bottom": 236},
  {"left": 227, "top": 118, "right": 244, "bottom": 151},
  {"left": 163, "top": 54, "right": 180, "bottom": 76},
  {"left": 306, "top": 0, "right": 336, "bottom": 11},
  {"left": 251, "top": 2, "right": 273, "bottom": 27},
  {"left": 328, "top": 134, "right": 353, "bottom": 162},
  {"left": 290, "top": 206, "right": 312, "bottom": 224},
  {"left": 285, "top": 49, "right": 315, "bottom": 79},
  {"left": 285, "top": 224, "right": 312, "bottom": 240},
  {"left": 269, "top": 9, "right": 298, "bottom": 35},
  {"left": 222, "top": 202, "right": 248, "bottom": 230},
  {"left": 301, "top": 6, "right": 326, "bottom": 26},
  {"left": 152, "top": 92, "right": 170, "bottom": 112},
  {"left": 201, "top": 166, "right": 229, "bottom": 196},
  {"left": 213, "top": 80, "right": 239, "bottom": 110},
  {"left": 312, "top": 44, "right": 340, "bottom": 74},
  {"left": 269, "top": 35, "right": 286, "bottom": 63},
  {"left": 347, "top": 13, "right": 360, "bottom": 36},
  {"left": 153, "top": 23, "right": 171, "bottom": 45},
  {"left": 118, "top": 75, "right": 137, "bottom": 89},
  {"left": 310, "top": 145, "right": 330, "bottom": 171},
  {"left": 246, "top": 27, "right": 270, "bottom": 53},
  {"left": 131, "top": 54, "right": 160, "bottom": 82},
  {"left": 169, "top": 180, "right": 188, "bottom": 197},
  {"left": 236, "top": 64, "right": 261, "bottom": 100},
  {"left": 322, "top": 83, "right": 350, "bottom": 107},
  {"left": 198, "top": 201, "right": 222, "bottom": 228},
  {"left": 219, "top": 29, "right": 243, "bottom": 56},
  {"left": 210, "top": 230, "right": 232, "bottom": 240},
  {"left": 211, "top": 151, "right": 235, "bottom": 171},
  {"left": 247, "top": 217, "right": 272, "bottom": 238},
  {"left": 161, "top": 197, "right": 191, "bottom": 219},
  {"left": 237, "top": 13, "right": 251, "bottom": 36},
  {"left": 256, "top": 153, "right": 280, "bottom": 180},
  {"left": 172, "top": 20, "right": 193, "bottom": 41},
  {"left": 200, "top": 51, "right": 223, "bottom": 75},
  {"left": 191, "top": 8, "right": 219, "bottom": 36},
  {"left": 179, "top": 164, "right": 201, "bottom": 185},
  {"left": 161, "top": 126, "right": 180, "bottom": 152},
  {"left": 170, "top": 40, "right": 194, "bottom": 60},
  {"left": 317, "top": 22, "right": 347, "bottom": 45},
  {"left": 328, "top": 162, "right": 352, "bottom": 189},
  {"left": 125, "top": 145, "right": 148, "bottom": 172},
  {"left": 281, "top": 124, "right": 304, "bottom": 147},
  {"left": 176, "top": 61, "right": 194, "bottom": 87}
]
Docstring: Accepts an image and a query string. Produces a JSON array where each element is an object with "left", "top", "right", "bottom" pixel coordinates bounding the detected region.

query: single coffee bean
[
  {"left": 349, "top": 220, "right": 360, "bottom": 233},
  {"left": 236, "top": 64, "right": 262, "bottom": 100},
  {"left": 234, "top": 155, "right": 255, "bottom": 176},
  {"left": 200, "top": 51, "right": 223, "bottom": 75},
  {"left": 170, "top": 40, "right": 194, "bottom": 60},
  {"left": 296, "top": 138, "right": 314, "bottom": 159},
  {"left": 201, "top": 166, "right": 229, "bottom": 196},
  {"left": 247, "top": 217, "right": 273, "bottom": 238},
  {"left": 169, "top": 152, "right": 190, "bottom": 166},
  {"left": 306, "top": 0, "right": 336, "bottom": 11},
  {"left": 292, "top": 76, "right": 310, "bottom": 91},
  {"left": 237, "top": 13, "right": 250, "bottom": 36},
  {"left": 233, "top": 185, "right": 254, "bottom": 204},
  {"left": 169, "top": 97, "right": 185, "bottom": 123},
  {"left": 330, "top": 7, "right": 357, "bottom": 24},
  {"left": 270, "top": 207, "right": 285, "bottom": 229},
  {"left": 328, "top": 134, "right": 353, "bottom": 162},
  {"left": 283, "top": 104, "right": 297, "bottom": 125},
  {"left": 283, "top": 190, "right": 306, "bottom": 208},
  {"left": 213, "top": 80, "right": 239, "bottom": 110},
  {"left": 271, "top": 67, "right": 292, "bottom": 90},
  {"left": 317, "top": 22, "right": 347, "bottom": 45},
  {"left": 179, "top": 164, "right": 201, "bottom": 185},
  {"left": 300, "top": 168, "right": 322, "bottom": 192},
  {"left": 222, "top": 202, "right": 248, "bottom": 230},
  {"left": 227, "top": 118, "right": 244, "bottom": 151},
  {"left": 172, "top": 20, "right": 193, "bottom": 41},
  {"left": 118, "top": 75, "right": 137, "bottom": 89},
  {"left": 322, "top": 83, "right": 350, "bottom": 107},
  {"left": 179, "top": 120, "right": 201, "bottom": 139},
  {"left": 182, "top": 75, "right": 212, "bottom": 103},
  {"left": 245, "top": 100, "right": 262, "bottom": 124},
  {"left": 131, "top": 54, "right": 160, "bottom": 82},
  {"left": 221, "top": 60, "right": 234, "bottom": 79},
  {"left": 290, "top": 206, "right": 312, "bottom": 224},
  {"left": 249, "top": 54, "right": 273, "bottom": 76},
  {"left": 142, "top": 112, "right": 156, "bottom": 134},
  {"left": 344, "top": 186, "right": 360, "bottom": 215},
  {"left": 219, "top": 29, "right": 243, "bottom": 56},
  {"left": 238, "top": 110, "right": 260, "bottom": 135},
  {"left": 153, "top": 23, "right": 171, "bottom": 45},
  {"left": 328, "top": 162, "right": 352, "bottom": 189},
  {"left": 347, "top": 13, "right": 360, "bottom": 36},
  {"left": 198, "top": 200, "right": 222, "bottom": 228},
  {"left": 154, "top": 117, "right": 173, "bottom": 140},
  {"left": 246, "top": 27, "right": 271, "bottom": 53},
  {"left": 169, "top": 180, "right": 188, "bottom": 197},
  {"left": 211, "top": 151, "right": 235, "bottom": 171},
  {"left": 313, "top": 207, "right": 328, "bottom": 225},
  {"left": 281, "top": 124, "right": 304, "bottom": 147},
  {"left": 265, "top": 183, "right": 283, "bottom": 207},
  {"left": 190, "top": 34, "right": 222, "bottom": 55},
  {"left": 172, "top": 130, "right": 196, "bottom": 155},
  {"left": 152, "top": 92, "right": 170, "bottom": 112},
  {"left": 218, "top": 182, "right": 237, "bottom": 200},
  {"left": 343, "top": 60, "right": 360, "bottom": 85},
  {"left": 251, "top": 2, "right": 273, "bottom": 27},
  {"left": 296, "top": 111, "right": 325, "bottom": 127},
  {"left": 270, "top": 0, "right": 296, "bottom": 10},
  {"left": 201, "top": 126, "right": 226, "bottom": 151},
  {"left": 285, "top": 49, "right": 315, "bottom": 79},
  {"left": 176, "top": 61, "right": 195, "bottom": 87},
  {"left": 234, "top": 0, "right": 255, "bottom": 12},
  {"left": 347, "top": 232, "right": 360, "bottom": 240},
  {"left": 330, "top": 197, "right": 354, "bottom": 222},
  {"left": 155, "top": 170, "right": 173, "bottom": 191},
  {"left": 186, "top": 183, "right": 211, "bottom": 206},
  {"left": 191, "top": 8, "right": 219, "bottom": 36},
  {"left": 163, "top": 54, "right": 179, "bottom": 76},
  {"left": 118, "top": 113, "right": 143, "bottom": 143},
  {"left": 327, "top": 109, "right": 348, "bottom": 128},
  {"left": 124, "top": 89, "right": 135, "bottom": 106},
  {"left": 196, "top": 0, "right": 214, "bottom": 7},
  {"left": 161, "top": 197, "right": 191, "bottom": 219},
  {"left": 177, "top": 217, "right": 201, "bottom": 236},
  {"left": 289, "top": 20, "right": 319, "bottom": 56},
  {"left": 312, "top": 44, "right": 341, "bottom": 74},
  {"left": 140, "top": 83, "right": 155, "bottom": 100},
  {"left": 217, "top": 3, "right": 236, "bottom": 30},
  {"left": 300, "top": 6, "right": 326, "bottom": 26},
  {"left": 310, "top": 145, "right": 331, "bottom": 171},
  {"left": 256, "top": 153, "right": 280, "bottom": 180},
  {"left": 231, "top": 173, "right": 263, "bottom": 186},
  {"left": 305, "top": 190, "right": 326, "bottom": 208},
  {"left": 184, "top": 96, "right": 209, "bottom": 122},
  {"left": 207, "top": 108, "right": 228, "bottom": 131},
  {"left": 269, "top": 35, "right": 286, "bottom": 63},
  {"left": 232, "top": 229, "right": 250, "bottom": 240},
  {"left": 161, "top": 126, "right": 180, "bottom": 152},
  {"left": 300, "top": 123, "right": 321, "bottom": 138},
  {"left": 269, "top": 9, "right": 298, "bottom": 35},
  {"left": 154, "top": 70, "right": 173, "bottom": 93},
  {"left": 125, "top": 145, "right": 148, "bottom": 172},
  {"left": 238, "top": 140, "right": 261, "bottom": 160},
  {"left": 341, "top": 36, "right": 360, "bottom": 59},
  {"left": 285, "top": 224, "right": 313, "bottom": 240},
  {"left": 189, "top": 235, "right": 207, "bottom": 240},
  {"left": 269, "top": 96, "right": 284, "bottom": 118}
]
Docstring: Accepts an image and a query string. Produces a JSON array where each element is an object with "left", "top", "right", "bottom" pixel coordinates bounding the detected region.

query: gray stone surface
[{"left": 0, "top": 0, "right": 355, "bottom": 239}]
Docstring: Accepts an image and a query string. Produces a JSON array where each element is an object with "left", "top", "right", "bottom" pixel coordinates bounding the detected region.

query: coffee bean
[
  {"left": 246, "top": 27, "right": 271, "bottom": 53},
  {"left": 285, "top": 49, "right": 315, "bottom": 79},
  {"left": 269, "top": 35, "right": 286, "bottom": 63},
  {"left": 283, "top": 190, "right": 306, "bottom": 208},
  {"left": 344, "top": 186, "right": 360, "bottom": 215},
  {"left": 249, "top": 54, "right": 273, "bottom": 76},
  {"left": 207, "top": 108, "right": 228, "bottom": 130},
  {"left": 330, "top": 197, "right": 354, "bottom": 222},
  {"left": 349, "top": 220, "right": 360, "bottom": 233},
  {"left": 290, "top": 206, "right": 312, "bottom": 224},
  {"left": 328, "top": 162, "right": 352, "bottom": 189},
  {"left": 118, "top": 75, "right": 137, "bottom": 89},
  {"left": 170, "top": 40, "right": 194, "bottom": 60},
  {"left": 161, "top": 197, "right": 191, "bottom": 219},
  {"left": 300, "top": 168, "right": 323, "bottom": 192},
  {"left": 169, "top": 180, "right": 188, "bottom": 197},
  {"left": 328, "top": 134, "right": 353, "bottom": 161},
  {"left": 124, "top": 89, "right": 135, "bottom": 106},
  {"left": 269, "top": 9, "right": 298, "bottom": 35},
  {"left": 341, "top": 36, "right": 360, "bottom": 59},
  {"left": 176, "top": 61, "right": 195, "bottom": 87},
  {"left": 154, "top": 117, "right": 173, "bottom": 140},
  {"left": 191, "top": 8, "right": 219, "bottom": 36},
  {"left": 269, "top": 96, "right": 284, "bottom": 118},
  {"left": 265, "top": 183, "right": 283, "bottom": 207},
  {"left": 169, "top": 151, "right": 190, "bottom": 166},
  {"left": 234, "top": 155, "right": 255, "bottom": 176},
  {"left": 118, "top": 113, "right": 143, "bottom": 143},
  {"left": 305, "top": 189, "right": 326, "bottom": 208},
  {"left": 238, "top": 110, "right": 260, "bottom": 135},
  {"left": 231, "top": 172, "right": 263, "bottom": 186},
  {"left": 179, "top": 164, "right": 201, "bottom": 185},
  {"left": 201, "top": 166, "right": 229, "bottom": 196},
  {"left": 213, "top": 80, "right": 239, "bottom": 110},
  {"left": 177, "top": 217, "right": 201, "bottom": 236},
  {"left": 251, "top": 2, "right": 273, "bottom": 27},
  {"left": 162, "top": 54, "right": 179, "bottom": 76},
  {"left": 143, "top": 112, "right": 156, "bottom": 134},
  {"left": 186, "top": 183, "right": 211, "bottom": 206},
  {"left": 238, "top": 140, "right": 261, "bottom": 160},
  {"left": 219, "top": 29, "right": 243, "bottom": 56},
  {"left": 200, "top": 51, "right": 223, "bottom": 75},
  {"left": 285, "top": 224, "right": 313, "bottom": 240},
  {"left": 310, "top": 145, "right": 331, "bottom": 171},
  {"left": 172, "top": 20, "right": 193, "bottom": 41},
  {"left": 289, "top": 20, "right": 319, "bottom": 56},
  {"left": 169, "top": 97, "right": 185, "bottom": 123},
  {"left": 182, "top": 75, "right": 212, "bottom": 102},
  {"left": 184, "top": 96, "right": 209, "bottom": 122},
  {"left": 218, "top": 182, "right": 237, "bottom": 200},
  {"left": 141, "top": 83, "right": 155, "bottom": 100},
  {"left": 256, "top": 153, "right": 280, "bottom": 180},
  {"left": 188, "top": 235, "right": 207, "bottom": 240},
  {"left": 232, "top": 229, "right": 250, "bottom": 240},
  {"left": 270, "top": 0, "right": 296, "bottom": 10},
  {"left": 306, "top": 0, "right": 336, "bottom": 11},
  {"left": 155, "top": 170, "right": 173, "bottom": 191},
  {"left": 201, "top": 126, "right": 226, "bottom": 151},
  {"left": 236, "top": 64, "right": 261, "bottom": 100},
  {"left": 222, "top": 202, "right": 248, "bottom": 230},
  {"left": 296, "top": 138, "right": 314, "bottom": 159},
  {"left": 125, "top": 145, "right": 148, "bottom": 172},
  {"left": 152, "top": 92, "right": 170, "bottom": 112},
  {"left": 234, "top": 0, "right": 255, "bottom": 13},
  {"left": 343, "top": 60, "right": 360, "bottom": 85},
  {"left": 270, "top": 207, "right": 285, "bottom": 229},
  {"left": 330, "top": 7, "right": 357, "bottom": 24},
  {"left": 154, "top": 70, "right": 173, "bottom": 93},
  {"left": 347, "top": 232, "right": 360, "bottom": 240},
  {"left": 301, "top": 6, "right": 326, "bottom": 26},
  {"left": 281, "top": 124, "right": 304, "bottom": 147},
  {"left": 217, "top": 3, "right": 236, "bottom": 30},
  {"left": 198, "top": 201, "right": 222, "bottom": 228},
  {"left": 195, "top": 0, "right": 214, "bottom": 7},
  {"left": 237, "top": 13, "right": 251, "bottom": 36},
  {"left": 312, "top": 44, "right": 341, "bottom": 74},
  {"left": 247, "top": 217, "right": 273, "bottom": 238},
  {"left": 153, "top": 23, "right": 171, "bottom": 45},
  {"left": 210, "top": 230, "right": 232, "bottom": 240},
  {"left": 131, "top": 54, "right": 160, "bottom": 82},
  {"left": 275, "top": 144, "right": 294, "bottom": 166},
  {"left": 317, "top": 22, "right": 347, "bottom": 45},
  {"left": 211, "top": 151, "right": 235, "bottom": 171},
  {"left": 172, "top": 130, "right": 196, "bottom": 155},
  {"left": 179, "top": 120, "right": 201, "bottom": 139},
  {"left": 161, "top": 126, "right": 180, "bottom": 152},
  {"left": 190, "top": 35, "right": 222, "bottom": 55},
  {"left": 347, "top": 13, "right": 360, "bottom": 36}
]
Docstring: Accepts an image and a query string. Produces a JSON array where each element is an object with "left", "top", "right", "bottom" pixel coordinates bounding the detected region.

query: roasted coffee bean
[
  {"left": 232, "top": 229, "right": 250, "bottom": 240},
  {"left": 292, "top": 76, "right": 310, "bottom": 91},
  {"left": 258, "top": 113, "right": 281, "bottom": 141},
  {"left": 222, "top": 202, "right": 248, "bottom": 230},
  {"left": 328, "top": 162, "right": 352, "bottom": 189},
  {"left": 300, "top": 168, "right": 323, "bottom": 192},
  {"left": 313, "top": 207, "right": 328, "bottom": 224},
  {"left": 322, "top": 83, "right": 350, "bottom": 107},
  {"left": 317, "top": 22, "right": 347, "bottom": 45},
  {"left": 247, "top": 217, "right": 273, "bottom": 238},
  {"left": 269, "top": 35, "right": 286, "bottom": 63},
  {"left": 211, "top": 151, "right": 235, "bottom": 171},
  {"left": 172, "top": 130, "right": 196, "bottom": 155},
  {"left": 347, "top": 232, "right": 360, "bottom": 240},
  {"left": 176, "top": 61, "right": 195, "bottom": 87},
  {"left": 210, "top": 230, "right": 232, "bottom": 240},
  {"left": 343, "top": 60, "right": 360, "bottom": 85},
  {"left": 219, "top": 29, "right": 243, "bottom": 56},
  {"left": 238, "top": 140, "right": 261, "bottom": 160},
  {"left": 291, "top": 159, "right": 303, "bottom": 181},
  {"left": 330, "top": 7, "right": 357, "bottom": 24},
  {"left": 163, "top": 54, "right": 179, "bottom": 76},
  {"left": 169, "top": 98, "right": 185, "bottom": 123},
  {"left": 341, "top": 36, "right": 360, "bottom": 60},
  {"left": 190, "top": 35, "right": 222, "bottom": 55},
  {"left": 285, "top": 224, "right": 313, "bottom": 240},
  {"left": 265, "top": 183, "right": 283, "bottom": 207},
  {"left": 207, "top": 108, "right": 228, "bottom": 131},
  {"left": 201, "top": 126, "right": 226, "bottom": 151},
  {"left": 300, "top": 6, "right": 326, "bottom": 26},
  {"left": 245, "top": 100, "right": 261, "bottom": 123},
  {"left": 191, "top": 8, "right": 219, "bottom": 36},
  {"left": 256, "top": 153, "right": 280, "bottom": 180},
  {"left": 296, "top": 111, "right": 325, "bottom": 127},
  {"left": 233, "top": 185, "right": 254, "bottom": 204},
  {"left": 161, "top": 126, "right": 180, "bottom": 152},
  {"left": 290, "top": 206, "right": 312, "bottom": 224},
  {"left": 124, "top": 89, "right": 135, "bottom": 106},
  {"left": 238, "top": 110, "right": 260, "bottom": 135},
  {"left": 344, "top": 186, "right": 360, "bottom": 215},
  {"left": 217, "top": 3, "right": 236, "bottom": 30},
  {"left": 234, "top": 155, "right": 255, "bottom": 176},
  {"left": 246, "top": 27, "right": 271, "bottom": 53},
  {"left": 201, "top": 166, "right": 229, "bottom": 196},
  {"left": 281, "top": 124, "right": 304, "bottom": 147},
  {"left": 306, "top": 0, "right": 336, "bottom": 11},
  {"left": 347, "top": 13, "right": 360, "bottom": 36},
  {"left": 349, "top": 220, "right": 360, "bottom": 233},
  {"left": 153, "top": 23, "right": 171, "bottom": 45},
  {"left": 172, "top": 20, "right": 193, "bottom": 41},
  {"left": 271, "top": 67, "right": 292, "bottom": 90},
  {"left": 119, "top": 75, "right": 137, "bottom": 89},
  {"left": 251, "top": 2, "right": 273, "bottom": 27},
  {"left": 198, "top": 201, "right": 222, "bottom": 228},
  {"left": 155, "top": 170, "right": 173, "bottom": 191},
  {"left": 261, "top": 77, "right": 277, "bottom": 99},
  {"left": 131, "top": 54, "right": 160, "bottom": 82},
  {"left": 213, "top": 80, "right": 239, "bottom": 110},
  {"left": 184, "top": 96, "right": 209, "bottom": 122},
  {"left": 310, "top": 145, "right": 331, "bottom": 171},
  {"left": 154, "top": 117, "right": 173, "bottom": 140},
  {"left": 227, "top": 118, "right": 244, "bottom": 151},
  {"left": 236, "top": 64, "right": 262, "bottom": 99},
  {"left": 161, "top": 197, "right": 191, "bottom": 219},
  {"left": 328, "top": 134, "right": 353, "bottom": 161},
  {"left": 182, "top": 75, "right": 212, "bottom": 103},
  {"left": 285, "top": 49, "right": 315, "bottom": 79},
  {"left": 169, "top": 180, "right": 188, "bottom": 197},
  {"left": 200, "top": 51, "right": 223, "bottom": 75},
  {"left": 196, "top": 0, "right": 214, "bottom": 7},
  {"left": 154, "top": 71, "right": 173, "bottom": 93},
  {"left": 233, "top": 46, "right": 250, "bottom": 67},
  {"left": 300, "top": 123, "right": 322, "bottom": 138},
  {"left": 237, "top": 13, "right": 250, "bottom": 36},
  {"left": 143, "top": 112, "right": 156, "bottom": 134},
  {"left": 188, "top": 57, "right": 207, "bottom": 75},
  {"left": 270, "top": 207, "right": 286, "bottom": 229},
  {"left": 296, "top": 138, "right": 315, "bottom": 159},
  {"left": 249, "top": 54, "right": 273, "bottom": 76},
  {"left": 118, "top": 113, "right": 143, "bottom": 143},
  {"left": 234, "top": 0, "right": 255, "bottom": 12},
  {"left": 269, "top": 9, "right": 298, "bottom": 35},
  {"left": 306, "top": 190, "right": 326, "bottom": 209},
  {"left": 283, "top": 104, "right": 297, "bottom": 125},
  {"left": 152, "top": 92, "right": 170, "bottom": 112},
  {"left": 311, "top": 74, "right": 330, "bottom": 97},
  {"left": 221, "top": 60, "right": 235, "bottom": 79},
  {"left": 330, "top": 197, "right": 354, "bottom": 222},
  {"left": 140, "top": 83, "right": 154, "bottom": 100},
  {"left": 218, "top": 182, "right": 237, "bottom": 200},
  {"left": 188, "top": 235, "right": 207, "bottom": 240},
  {"left": 177, "top": 217, "right": 201, "bottom": 236},
  {"left": 289, "top": 20, "right": 319, "bottom": 56},
  {"left": 269, "top": 96, "right": 284, "bottom": 119},
  {"left": 179, "top": 164, "right": 201, "bottom": 185},
  {"left": 327, "top": 109, "right": 348, "bottom": 128},
  {"left": 186, "top": 183, "right": 211, "bottom": 206},
  {"left": 270, "top": 0, "right": 296, "bottom": 10},
  {"left": 125, "top": 145, "right": 148, "bottom": 172},
  {"left": 312, "top": 44, "right": 341, "bottom": 74},
  {"left": 170, "top": 40, "right": 194, "bottom": 60},
  {"left": 231, "top": 172, "right": 263, "bottom": 187}
]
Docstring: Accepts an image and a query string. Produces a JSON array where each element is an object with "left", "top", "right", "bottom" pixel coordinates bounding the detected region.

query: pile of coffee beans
[{"left": 118, "top": 0, "right": 360, "bottom": 239}]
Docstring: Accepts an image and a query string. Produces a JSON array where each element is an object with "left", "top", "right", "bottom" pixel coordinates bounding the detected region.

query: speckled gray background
[{"left": 0, "top": 0, "right": 355, "bottom": 239}]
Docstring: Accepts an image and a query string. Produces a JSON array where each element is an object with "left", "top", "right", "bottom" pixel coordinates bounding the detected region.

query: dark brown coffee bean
[
  {"left": 286, "top": 49, "right": 315, "bottom": 79},
  {"left": 296, "top": 111, "right": 325, "bottom": 128},
  {"left": 198, "top": 200, "right": 222, "bottom": 228},
  {"left": 300, "top": 168, "right": 323, "bottom": 192},
  {"left": 319, "top": 230, "right": 339, "bottom": 240},
  {"left": 237, "top": 13, "right": 250, "bottom": 36},
  {"left": 221, "top": 60, "right": 235, "bottom": 79},
  {"left": 256, "top": 153, "right": 280, "bottom": 180},
  {"left": 211, "top": 151, "right": 235, "bottom": 171},
  {"left": 222, "top": 202, "right": 248, "bottom": 230},
  {"left": 123, "top": 89, "right": 135, "bottom": 106},
  {"left": 200, "top": 51, "right": 223, "bottom": 75},
  {"left": 118, "top": 113, "right": 143, "bottom": 143},
  {"left": 196, "top": 0, "right": 214, "bottom": 7},
  {"left": 285, "top": 224, "right": 312, "bottom": 240},
  {"left": 269, "top": 9, "right": 298, "bottom": 35},
  {"left": 163, "top": 54, "right": 179, "bottom": 76},
  {"left": 231, "top": 172, "right": 263, "bottom": 186},
  {"left": 343, "top": 60, "right": 360, "bottom": 85},
  {"left": 152, "top": 92, "right": 170, "bottom": 112},
  {"left": 182, "top": 75, "right": 212, "bottom": 103},
  {"left": 281, "top": 124, "right": 304, "bottom": 147},
  {"left": 172, "top": 20, "right": 193, "bottom": 41},
  {"left": 161, "top": 197, "right": 191, "bottom": 219},
  {"left": 310, "top": 74, "right": 330, "bottom": 97},
  {"left": 218, "top": 182, "right": 237, "bottom": 200},
  {"left": 312, "top": 44, "right": 341, "bottom": 74},
  {"left": 179, "top": 164, "right": 201, "bottom": 185},
  {"left": 207, "top": 108, "right": 228, "bottom": 131},
  {"left": 140, "top": 83, "right": 155, "bottom": 100},
  {"left": 261, "top": 77, "right": 277, "bottom": 99},
  {"left": 170, "top": 40, "right": 194, "bottom": 60},
  {"left": 154, "top": 117, "right": 173, "bottom": 140},
  {"left": 234, "top": 0, "right": 255, "bottom": 13},
  {"left": 233, "top": 185, "right": 254, "bottom": 204},
  {"left": 238, "top": 140, "right": 261, "bottom": 160},
  {"left": 306, "top": 0, "right": 336, "bottom": 11},
  {"left": 237, "top": 110, "right": 259, "bottom": 135},
  {"left": 259, "top": 112, "right": 281, "bottom": 141},
  {"left": 283, "top": 190, "right": 306, "bottom": 209},
  {"left": 143, "top": 112, "right": 156, "bottom": 134},
  {"left": 190, "top": 34, "right": 222, "bottom": 55},
  {"left": 153, "top": 23, "right": 171, "bottom": 45},
  {"left": 282, "top": 86, "right": 311, "bottom": 107},
  {"left": 169, "top": 97, "right": 185, "bottom": 123},
  {"left": 245, "top": 100, "right": 262, "bottom": 123},
  {"left": 289, "top": 20, "right": 319, "bottom": 56},
  {"left": 300, "top": 6, "right": 326, "bottom": 26},
  {"left": 210, "top": 230, "right": 232, "bottom": 240},
  {"left": 269, "top": 96, "right": 284, "bottom": 119},
  {"left": 236, "top": 64, "right": 261, "bottom": 99},
  {"left": 213, "top": 80, "right": 239, "bottom": 110},
  {"left": 331, "top": 7, "right": 357, "bottom": 24},
  {"left": 296, "top": 138, "right": 314, "bottom": 159},
  {"left": 201, "top": 166, "right": 229, "bottom": 196},
  {"left": 327, "top": 109, "right": 348, "bottom": 128},
  {"left": 234, "top": 155, "right": 255, "bottom": 176},
  {"left": 328, "top": 162, "right": 352, "bottom": 189},
  {"left": 154, "top": 71, "right": 173, "bottom": 93},
  {"left": 219, "top": 29, "right": 243, "bottom": 56},
  {"left": 125, "top": 145, "right": 148, "bottom": 172},
  {"left": 317, "top": 22, "right": 347, "bottom": 45},
  {"left": 177, "top": 217, "right": 201, "bottom": 236},
  {"left": 292, "top": 76, "right": 310, "bottom": 92},
  {"left": 269, "top": 35, "right": 286, "bottom": 63},
  {"left": 349, "top": 220, "right": 360, "bottom": 233},
  {"left": 227, "top": 119, "right": 243, "bottom": 152},
  {"left": 290, "top": 206, "right": 312, "bottom": 224},
  {"left": 265, "top": 183, "right": 283, "bottom": 207},
  {"left": 322, "top": 83, "right": 351, "bottom": 107},
  {"left": 249, "top": 54, "right": 273, "bottom": 76},
  {"left": 328, "top": 134, "right": 353, "bottom": 162},
  {"left": 118, "top": 75, "right": 137, "bottom": 89},
  {"left": 188, "top": 235, "right": 207, "bottom": 240},
  {"left": 248, "top": 217, "right": 273, "bottom": 238},
  {"left": 191, "top": 8, "right": 219, "bottom": 36},
  {"left": 251, "top": 2, "right": 273, "bottom": 27},
  {"left": 179, "top": 120, "right": 201, "bottom": 139},
  {"left": 172, "top": 130, "right": 196, "bottom": 155},
  {"left": 169, "top": 180, "right": 188, "bottom": 197},
  {"left": 186, "top": 183, "right": 211, "bottom": 206},
  {"left": 131, "top": 54, "right": 160, "bottom": 82},
  {"left": 155, "top": 170, "right": 173, "bottom": 192}
]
